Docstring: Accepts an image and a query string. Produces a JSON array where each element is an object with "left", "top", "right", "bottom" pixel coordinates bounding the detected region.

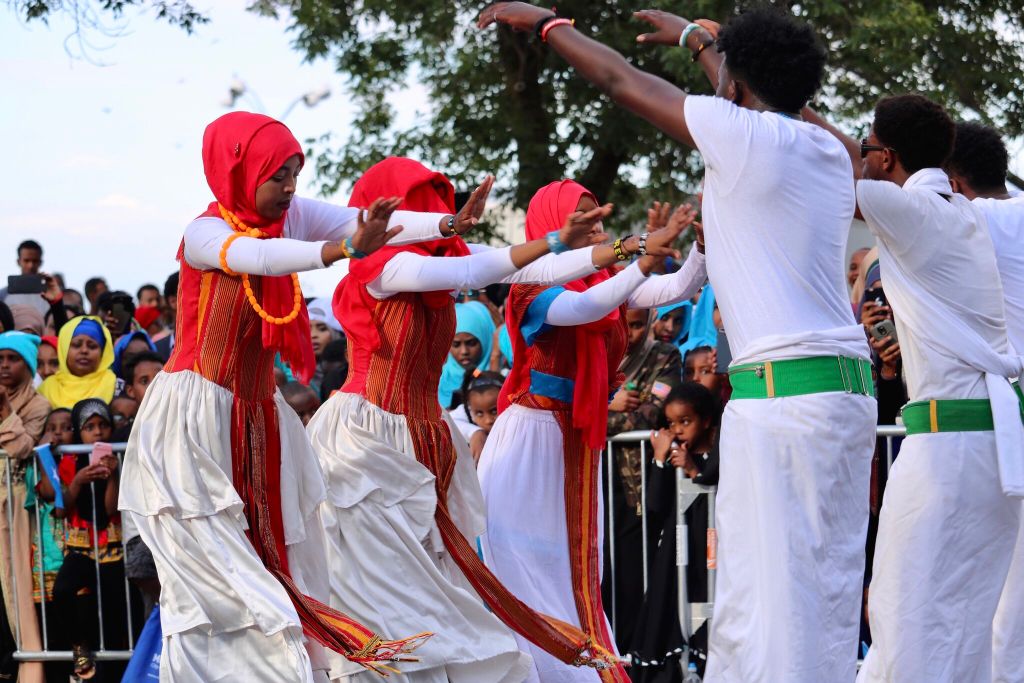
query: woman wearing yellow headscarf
[{"left": 38, "top": 316, "right": 116, "bottom": 409}]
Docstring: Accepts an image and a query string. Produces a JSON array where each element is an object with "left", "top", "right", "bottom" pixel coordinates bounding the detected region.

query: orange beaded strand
[{"left": 216, "top": 204, "right": 303, "bottom": 326}]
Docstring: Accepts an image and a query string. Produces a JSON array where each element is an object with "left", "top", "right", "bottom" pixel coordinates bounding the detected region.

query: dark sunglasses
[{"left": 860, "top": 139, "right": 891, "bottom": 159}]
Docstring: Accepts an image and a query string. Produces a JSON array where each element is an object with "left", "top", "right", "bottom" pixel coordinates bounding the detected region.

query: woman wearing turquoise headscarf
[
  {"left": 652, "top": 300, "right": 692, "bottom": 345},
  {"left": 438, "top": 301, "right": 495, "bottom": 409},
  {"left": 679, "top": 283, "right": 718, "bottom": 354}
]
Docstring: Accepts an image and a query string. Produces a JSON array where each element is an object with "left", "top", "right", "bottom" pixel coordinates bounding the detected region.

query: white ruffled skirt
[
  {"left": 477, "top": 404, "right": 612, "bottom": 683},
  {"left": 119, "top": 370, "right": 332, "bottom": 682},
  {"left": 306, "top": 391, "right": 532, "bottom": 683}
]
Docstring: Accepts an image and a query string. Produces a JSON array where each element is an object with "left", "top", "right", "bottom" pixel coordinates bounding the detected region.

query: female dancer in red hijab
[
  {"left": 478, "top": 180, "right": 707, "bottom": 682},
  {"left": 118, "top": 114, "right": 486, "bottom": 682},
  {"left": 307, "top": 157, "right": 688, "bottom": 682}
]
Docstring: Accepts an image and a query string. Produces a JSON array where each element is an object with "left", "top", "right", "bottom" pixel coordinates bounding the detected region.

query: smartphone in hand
[{"left": 89, "top": 442, "right": 113, "bottom": 467}]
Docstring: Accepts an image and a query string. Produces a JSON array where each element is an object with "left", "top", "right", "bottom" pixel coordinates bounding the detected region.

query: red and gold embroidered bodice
[
  {"left": 166, "top": 260, "right": 277, "bottom": 402},
  {"left": 341, "top": 291, "right": 455, "bottom": 421}
]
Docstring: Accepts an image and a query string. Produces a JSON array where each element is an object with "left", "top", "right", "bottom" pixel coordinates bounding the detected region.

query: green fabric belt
[
  {"left": 728, "top": 355, "right": 875, "bottom": 400},
  {"left": 901, "top": 399, "right": 994, "bottom": 435}
]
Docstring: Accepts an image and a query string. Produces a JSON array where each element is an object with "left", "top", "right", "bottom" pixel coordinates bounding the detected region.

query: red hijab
[
  {"left": 334, "top": 157, "right": 469, "bottom": 349},
  {"left": 195, "top": 111, "right": 314, "bottom": 383},
  {"left": 502, "top": 180, "right": 619, "bottom": 449}
]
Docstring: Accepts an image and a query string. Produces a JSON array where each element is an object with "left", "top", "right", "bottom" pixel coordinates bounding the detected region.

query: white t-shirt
[
  {"left": 684, "top": 95, "right": 868, "bottom": 365},
  {"left": 857, "top": 173, "right": 1009, "bottom": 401},
  {"left": 973, "top": 196, "right": 1024, "bottom": 354}
]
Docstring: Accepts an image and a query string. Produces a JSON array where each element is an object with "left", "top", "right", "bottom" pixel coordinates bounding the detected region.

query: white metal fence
[
  {"left": 602, "top": 426, "right": 906, "bottom": 670},
  {"left": 1, "top": 427, "right": 907, "bottom": 675},
  {"left": 2, "top": 442, "right": 138, "bottom": 672}
]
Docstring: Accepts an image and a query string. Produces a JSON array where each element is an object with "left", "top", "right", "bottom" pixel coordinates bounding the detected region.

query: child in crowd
[
  {"left": 307, "top": 297, "right": 342, "bottom": 393},
  {"left": 281, "top": 381, "right": 321, "bottom": 427},
  {"left": 108, "top": 396, "right": 138, "bottom": 436},
  {"left": 26, "top": 409, "right": 72, "bottom": 683},
  {"left": 36, "top": 336, "right": 59, "bottom": 382},
  {"left": 439, "top": 300, "right": 495, "bottom": 409},
  {"left": 683, "top": 345, "right": 723, "bottom": 398},
  {"left": 463, "top": 371, "right": 503, "bottom": 435},
  {"left": 44, "top": 399, "right": 141, "bottom": 681},
  {"left": 449, "top": 371, "right": 504, "bottom": 463},
  {"left": 630, "top": 383, "right": 721, "bottom": 681},
  {"left": 652, "top": 302, "right": 691, "bottom": 346},
  {"left": 111, "top": 352, "right": 163, "bottom": 441}
]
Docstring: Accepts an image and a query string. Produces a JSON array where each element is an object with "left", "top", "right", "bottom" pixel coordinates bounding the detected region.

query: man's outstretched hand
[{"left": 478, "top": 2, "right": 554, "bottom": 31}]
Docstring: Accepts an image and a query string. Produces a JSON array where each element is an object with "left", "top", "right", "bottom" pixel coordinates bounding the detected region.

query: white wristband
[{"left": 679, "top": 22, "right": 701, "bottom": 48}]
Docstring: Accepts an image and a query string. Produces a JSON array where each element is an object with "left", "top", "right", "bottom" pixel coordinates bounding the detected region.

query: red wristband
[{"left": 540, "top": 17, "right": 574, "bottom": 42}]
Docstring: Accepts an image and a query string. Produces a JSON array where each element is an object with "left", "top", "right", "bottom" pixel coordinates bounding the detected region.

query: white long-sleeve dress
[
  {"left": 477, "top": 248, "right": 708, "bottom": 683},
  {"left": 307, "top": 244, "right": 644, "bottom": 683},
  {"left": 119, "top": 197, "right": 448, "bottom": 682}
]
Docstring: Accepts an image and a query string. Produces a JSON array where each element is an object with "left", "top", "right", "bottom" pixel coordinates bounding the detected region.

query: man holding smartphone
[
  {"left": 0, "top": 240, "right": 50, "bottom": 317},
  {"left": 813, "top": 94, "right": 1022, "bottom": 681},
  {"left": 945, "top": 122, "right": 1024, "bottom": 683}
]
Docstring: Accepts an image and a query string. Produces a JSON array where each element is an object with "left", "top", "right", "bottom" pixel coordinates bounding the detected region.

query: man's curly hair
[
  {"left": 873, "top": 95, "right": 955, "bottom": 174},
  {"left": 716, "top": 7, "right": 826, "bottom": 113},
  {"left": 945, "top": 121, "right": 1009, "bottom": 191}
]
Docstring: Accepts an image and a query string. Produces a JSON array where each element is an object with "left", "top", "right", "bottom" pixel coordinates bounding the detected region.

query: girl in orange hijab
[
  {"left": 478, "top": 181, "right": 707, "bottom": 682},
  {"left": 118, "top": 113, "right": 482, "bottom": 682}
]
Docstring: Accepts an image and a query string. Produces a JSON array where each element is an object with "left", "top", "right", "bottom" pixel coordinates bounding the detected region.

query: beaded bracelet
[{"left": 545, "top": 230, "right": 570, "bottom": 254}]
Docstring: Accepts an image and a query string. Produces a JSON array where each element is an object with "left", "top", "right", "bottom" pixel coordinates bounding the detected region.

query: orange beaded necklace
[{"left": 217, "top": 204, "right": 303, "bottom": 325}]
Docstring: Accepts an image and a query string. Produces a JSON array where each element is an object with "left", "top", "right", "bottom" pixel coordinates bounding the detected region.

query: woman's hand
[
  {"left": 870, "top": 335, "right": 901, "bottom": 380},
  {"left": 860, "top": 300, "right": 892, "bottom": 330},
  {"left": 447, "top": 175, "right": 495, "bottom": 236},
  {"left": 558, "top": 204, "right": 614, "bottom": 249},
  {"left": 478, "top": 2, "right": 555, "bottom": 31},
  {"left": 323, "top": 197, "right": 404, "bottom": 264},
  {"left": 637, "top": 218, "right": 687, "bottom": 275},
  {"left": 634, "top": 9, "right": 692, "bottom": 46},
  {"left": 646, "top": 201, "right": 673, "bottom": 233},
  {"left": 609, "top": 387, "right": 641, "bottom": 413}
]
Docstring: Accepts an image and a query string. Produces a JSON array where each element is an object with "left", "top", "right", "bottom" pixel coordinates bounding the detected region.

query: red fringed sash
[
  {"left": 556, "top": 411, "right": 628, "bottom": 682},
  {"left": 230, "top": 397, "right": 430, "bottom": 675},
  {"left": 404, "top": 415, "right": 625, "bottom": 675}
]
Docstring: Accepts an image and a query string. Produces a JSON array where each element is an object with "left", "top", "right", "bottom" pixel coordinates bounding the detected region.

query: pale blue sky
[{"left": 1, "top": 1, "right": 426, "bottom": 297}]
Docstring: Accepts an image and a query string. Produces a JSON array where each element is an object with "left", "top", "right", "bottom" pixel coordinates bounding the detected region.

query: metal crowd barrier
[
  {"left": 2, "top": 442, "right": 136, "bottom": 669},
  {"left": 1, "top": 427, "right": 908, "bottom": 673},
  {"left": 602, "top": 425, "right": 907, "bottom": 667}
]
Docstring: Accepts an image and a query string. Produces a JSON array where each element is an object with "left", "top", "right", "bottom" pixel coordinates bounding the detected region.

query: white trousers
[
  {"left": 993, "top": 507, "right": 1024, "bottom": 683},
  {"left": 858, "top": 432, "right": 1020, "bottom": 683},
  {"left": 705, "top": 392, "right": 876, "bottom": 683}
]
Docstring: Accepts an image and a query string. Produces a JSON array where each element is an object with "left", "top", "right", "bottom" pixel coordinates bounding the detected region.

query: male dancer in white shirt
[
  {"left": 945, "top": 122, "right": 1024, "bottom": 683},
  {"left": 478, "top": 6, "right": 876, "bottom": 681},
  {"left": 814, "top": 94, "right": 1022, "bottom": 682}
]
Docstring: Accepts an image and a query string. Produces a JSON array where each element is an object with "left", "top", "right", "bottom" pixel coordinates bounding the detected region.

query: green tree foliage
[{"left": 250, "top": 0, "right": 1023, "bottom": 224}]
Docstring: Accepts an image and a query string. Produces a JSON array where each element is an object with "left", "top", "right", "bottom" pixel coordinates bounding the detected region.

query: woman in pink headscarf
[{"left": 478, "top": 180, "right": 707, "bottom": 682}]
